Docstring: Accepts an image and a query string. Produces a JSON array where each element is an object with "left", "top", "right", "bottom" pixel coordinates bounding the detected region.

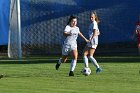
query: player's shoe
[
  {"left": 55, "top": 63, "right": 60, "bottom": 70},
  {"left": 69, "top": 71, "right": 74, "bottom": 76},
  {"left": 96, "top": 68, "right": 102, "bottom": 74},
  {"left": 0, "top": 74, "right": 4, "bottom": 79}
]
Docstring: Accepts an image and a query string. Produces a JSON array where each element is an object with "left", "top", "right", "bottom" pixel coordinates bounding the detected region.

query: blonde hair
[{"left": 90, "top": 11, "right": 100, "bottom": 24}]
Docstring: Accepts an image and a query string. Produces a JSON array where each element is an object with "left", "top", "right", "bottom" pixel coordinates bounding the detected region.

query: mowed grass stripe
[{"left": 0, "top": 62, "right": 140, "bottom": 93}]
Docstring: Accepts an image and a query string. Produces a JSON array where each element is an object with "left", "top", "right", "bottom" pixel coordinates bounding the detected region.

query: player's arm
[
  {"left": 79, "top": 32, "right": 89, "bottom": 42},
  {"left": 98, "top": 30, "right": 100, "bottom": 35},
  {"left": 63, "top": 32, "right": 71, "bottom": 36},
  {"left": 131, "top": 27, "right": 137, "bottom": 40},
  {"left": 136, "top": 29, "right": 138, "bottom": 34},
  {"left": 63, "top": 26, "right": 72, "bottom": 36}
]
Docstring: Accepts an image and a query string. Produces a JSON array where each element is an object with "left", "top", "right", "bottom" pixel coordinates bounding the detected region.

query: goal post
[
  {"left": 8, "top": 0, "right": 91, "bottom": 59},
  {"left": 8, "top": 0, "right": 22, "bottom": 58},
  {"left": 7, "top": 0, "right": 139, "bottom": 58}
]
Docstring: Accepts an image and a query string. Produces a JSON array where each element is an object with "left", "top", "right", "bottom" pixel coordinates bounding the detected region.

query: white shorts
[
  {"left": 62, "top": 44, "right": 77, "bottom": 55},
  {"left": 86, "top": 42, "right": 98, "bottom": 49}
]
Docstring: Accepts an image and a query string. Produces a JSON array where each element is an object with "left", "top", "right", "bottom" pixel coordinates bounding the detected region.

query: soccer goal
[
  {"left": 8, "top": 0, "right": 139, "bottom": 59},
  {"left": 8, "top": 0, "right": 22, "bottom": 58},
  {"left": 8, "top": 0, "right": 91, "bottom": 58}
]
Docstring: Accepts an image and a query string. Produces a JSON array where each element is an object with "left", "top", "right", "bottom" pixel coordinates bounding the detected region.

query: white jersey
[
  {"left": 136, "top": 25, "right": 140, "bottom": 30},
  {"left": 88, "top": 20, "right": 100, "bottom": 45},
  {"left": 62, "top": 25, "right": 80, "bottom": 55},
  {"left": 64, "top": 25, "right": 80, "bottom": 45},
  {"left": 136, "top": 25, "right": 140, "bottom": 34}
]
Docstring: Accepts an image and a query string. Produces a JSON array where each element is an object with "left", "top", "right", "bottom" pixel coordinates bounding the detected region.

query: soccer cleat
[
  {"left": 0, "top": 74, "right": 4, "bottom": 79},
  {"left": 69, "top": 71, "right": 74, "bottom": 76},
  {"left": 55, "top": 63, "right": 60, "bottom": 70},
  {"left": 96, "top": 68, "right": 102, "bottom": 74}
]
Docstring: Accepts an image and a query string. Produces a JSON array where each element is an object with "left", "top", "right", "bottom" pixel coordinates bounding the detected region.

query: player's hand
[
  {"left": 89, "top": 40, "right": 93, "bottom": 45},
  {"left": 70, "top": 31, "right": 77, "bottom": 35},
  {"left": 86, "top": 39, "right": 90, "bottom": 43},
  {"left": 63, "top": 32, "right": 71, "bottom": 36}
]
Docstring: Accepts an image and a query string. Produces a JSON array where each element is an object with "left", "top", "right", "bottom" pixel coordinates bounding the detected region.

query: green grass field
[{"left": 0, "top": 56, "right": 140, "bottom": 93}]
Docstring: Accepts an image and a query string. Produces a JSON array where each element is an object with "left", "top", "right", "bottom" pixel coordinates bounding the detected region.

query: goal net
[
  {"left": 8, "top": 0, "right": 139, "bottom": 58},
  {"left": 8, "top": 0, "right": 90, "bottom": 58}
]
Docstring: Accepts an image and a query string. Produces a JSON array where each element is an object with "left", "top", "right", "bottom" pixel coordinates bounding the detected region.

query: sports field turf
[{"left": 0, "top": 56, "right": 140, "bottom": 93}]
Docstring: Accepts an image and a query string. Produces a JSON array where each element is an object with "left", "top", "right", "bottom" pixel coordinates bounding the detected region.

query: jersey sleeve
[
  {"left": 93, "top": 21, "right": 98, "bottom": 30},
  {"left": 77, "top": 27, "right": 80, "bottom": 33},
  {"left": 64, "top": 25, "right": 71, "bottom": 33}
]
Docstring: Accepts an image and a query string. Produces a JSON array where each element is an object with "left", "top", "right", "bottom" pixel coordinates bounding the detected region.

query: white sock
[
  {"left": 70, "top": 59, "right": 77, "bottom": 71},
  {"left": 83, "top": 56, "right": 89, "bottom": 67},
  {"left": 58, "top": 58, "right": 62, "bottom": 64},
  {"left": 88, "top": 56, "right": 99, "bottom": 68}
]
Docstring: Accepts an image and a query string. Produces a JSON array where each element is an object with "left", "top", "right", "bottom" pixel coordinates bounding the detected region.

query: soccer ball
[{"left": 82, "top": 67, "right": 91, "bottom": 76}]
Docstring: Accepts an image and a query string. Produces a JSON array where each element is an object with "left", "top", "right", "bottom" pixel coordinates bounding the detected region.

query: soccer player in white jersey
[
  {"left": 83, "top": 11, "right": 102, "bottom": 74},
  {"left": 55, "top": 16, "right": 89, "bottom": 76}
]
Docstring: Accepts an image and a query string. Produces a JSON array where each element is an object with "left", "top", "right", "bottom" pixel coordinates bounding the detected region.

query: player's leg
[
  {"left": 88, "top": 47, "right": 102, "bottom": 74},
  {"left": 138, "top": 43, "right": 140, "bottom": 55},
  {"left": 69, "top": 49, "right": 78, "bottom": 76},
  {"left": 56, "top": 44, "right": 69, "bottom": 70},
  {"left": 88, "top": 48, "right": 99, "bottom": 68},
  {"left": 137, "top": 37, "right": 140, "bottom": 55},
  {"left": 83, "top": 46, "right": 89, "bottom": 67},
  {"left": 56, "top": 55, "right": 68, "bottom": 70},
  {"left": 58, "top": 55, "right": 68, "bottom": 64}
]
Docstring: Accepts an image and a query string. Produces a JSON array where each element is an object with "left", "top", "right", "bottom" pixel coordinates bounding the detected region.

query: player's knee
[
  {"left": 83, "top": 52, "right": 88, "bottom": 56},
  {"left": 83, "top": 56, "right": 87, "bottom": 58},
  {"left": 88, "top": 56, "right": 93, "bottom": 59},
  {"left": 72, "top": 57, "right": 77, "bottom": 61},
  {"left": 61, "top": 58, "right": 67, "bottom": 63}
]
